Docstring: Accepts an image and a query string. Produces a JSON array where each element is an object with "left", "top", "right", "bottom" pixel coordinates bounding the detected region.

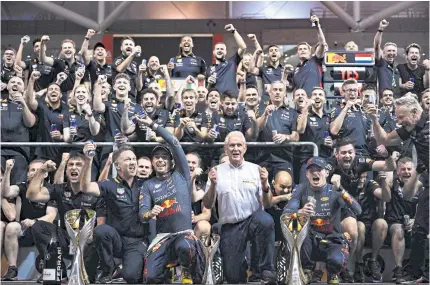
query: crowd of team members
[{"left": 0, "top": 15, "right": 429, "bottom": 284}]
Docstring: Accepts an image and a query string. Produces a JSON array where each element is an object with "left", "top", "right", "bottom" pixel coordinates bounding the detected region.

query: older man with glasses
[{"left": 330, "top": 79, "right": 372, "bottom": 158}]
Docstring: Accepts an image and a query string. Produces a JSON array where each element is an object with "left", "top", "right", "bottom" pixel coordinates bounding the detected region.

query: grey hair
[
  {"left": 224, "top": 131, "right": 246, "bottom": 147},
  {"left": 395, "top": 93, "right": 422, "bottom": 113},
  {"left": 270, "top": 80, "right": 286, "bottom": 89}
]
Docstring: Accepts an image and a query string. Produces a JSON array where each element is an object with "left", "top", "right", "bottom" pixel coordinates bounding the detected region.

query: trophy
[
  {"left": 280, "top": 213, "right": 310, "bottom": 285},
  {"left": 64, "top": 209, "right": 96, "bottom": 285},
  {"left": 198, "top": 234, "right": 221, "bottom": 284}
]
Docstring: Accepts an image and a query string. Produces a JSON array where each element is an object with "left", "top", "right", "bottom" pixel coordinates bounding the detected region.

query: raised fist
[
  {"left": 41, "top": 35, "right": 50, "bottom": 43},
  {"left": 379, "top": 19, "right": 389, "bottom": 31},
  {"left": 224, "top": 24, "right": 235, "bottom": 32},
  {"left": 86, "top": 29, "right": 96, "bottom": 39}
]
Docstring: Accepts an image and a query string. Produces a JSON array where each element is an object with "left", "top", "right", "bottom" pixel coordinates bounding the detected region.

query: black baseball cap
[
  {"left": 151, "top": 145, "right": 173, "bottom": 160},
  {"left": 93, "top": 42, "right": 105, "bottom": 50},
  {"left": 306, "top": 157, "right": 327, "bottom": 170}
]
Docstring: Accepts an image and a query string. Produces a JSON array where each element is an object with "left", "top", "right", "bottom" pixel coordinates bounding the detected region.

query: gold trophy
[
  {"left": 64, "top": 209, "right": 96, "bottom": 285},
  {"left": 280, "top": 213, "right": 310, "bottom": 285},
  {"left": 199, "top": 234, "right": 221, "bottom": 284}
]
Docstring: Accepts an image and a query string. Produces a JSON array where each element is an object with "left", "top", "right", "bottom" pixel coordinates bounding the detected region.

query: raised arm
[
  {"left": 330, "top": 101, "right": 353, "bottom": 135},
  {"left": 115, "top": 46, "right": 141, "bottom": 73},
  {"left": 297, "top": 102, "right": 311, "bottom": 134},
  {"left": 245, "top": 110, "right": 259, "bottom": 141},
  {"left": 121, "top": 103, "right": 136, "bottom": 136},
  {"left": 337, "top": 188, "right": 362, "bottom": 216},
  {"left": 80, "top": 142, "right": 102, "bottom": 196},
  {"left": 53, "top": 153, "right": 69, "bottom": 184},
  {"left": 1, "top": 160, "right": 20, "bottom": 199},
  {"left": 39, "top": 35, "right": 54, "bottom": 67},
  {"left": 24, "top": 71, "right": 41, "bottom": 112},
  {"left": 80, "top": 29, "right": 95, "bottom": 66},
  {"left": 203, "top": 168, "right": 217, "bottom": 209},
  {"left": 26, "top": 161, "right": 55, "bottom": 203},
  {"left": 373, "top": 20, "right": 389, "bottom": 62},
  {"left": 312, "top": 15, "right": 327, "bottom": 59},
  {"left": 14, "top": 93, "right": 36, "bottom": 128},
  {"left": 81, "top": 104, "right": 100, "bottom": 136},
  {"left": 372, "top": 151, "right": 400, "bottom": 172},
  {"left": 248, "top": 49, "right": 262, "bottom": 75},
  {"left": 225, "top": 24, "right": 247, "bottom": 57},
  {"left": 15, "top": 36, "right": 29, "bottom": 69},
  {"left": 93, "top": 75, "right": 106, "bottom": 113},
  {"left": 367, "top": 105, "right": 402, "bottom": 146},
  {"left": 98, "top": 153, "right": 113, "bottom": 181}
]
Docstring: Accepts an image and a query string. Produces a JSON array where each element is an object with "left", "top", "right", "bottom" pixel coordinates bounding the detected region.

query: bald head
[{"left": 273, "top": 171, "right": 293, "bottom": 196}]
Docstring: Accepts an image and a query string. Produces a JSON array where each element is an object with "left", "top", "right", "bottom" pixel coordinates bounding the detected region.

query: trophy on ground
[
  {"left": 280, "top": 211, "right": 310, "bottom": 285},
  {"left": 64, "top": 209, "right": 96, "bottom": 285},
  {"left": 199, "top": 234, "right": 221, "bottom": 284}
]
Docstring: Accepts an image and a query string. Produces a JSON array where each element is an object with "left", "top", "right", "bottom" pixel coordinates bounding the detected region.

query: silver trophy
[
  {"left": 198, "top": 234, "right": 221, "bottom": 284},
  {"left": 64, "top": 209, "right": 96, "bottom": 285},
  {"left": 280, "top": 213, "right": 310, "bottom": 285}
]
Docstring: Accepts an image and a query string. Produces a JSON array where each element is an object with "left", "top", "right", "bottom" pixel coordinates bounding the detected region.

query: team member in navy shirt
[
  {"left": 112, "top": 37, "right": 141, "bottom": 102},
  {"left": 139, "top": 117, "right": 205, "bottom": 284},
  {"left": 169, "top": 36, "right": 207, "bottom": 79},
  {"left": 25, "top": 72, "right": 71, "bottom": 174},
  {"left": 26, "top": 153, "right": 106, "bottom": 283},
  {"left": 296, "top": 87, "right": 332, "bottom": 183},
  {"left": 289, "top": 16, "right": 326, "bottom": 96},
  {"left": 1, "top": 76, "right": 37, "bottom": 185},
  {"left": 330, "top": 79, "right": 372, "bottom": 157},
  {"left": 206, "top": 24, "right": 247, "bottom": 94},
  {"left": 80, "top": 143, "right": 148, "bottom": 284}
]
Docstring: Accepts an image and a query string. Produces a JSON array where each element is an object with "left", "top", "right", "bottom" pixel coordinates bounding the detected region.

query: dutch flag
[{"left": 355, "top": 53, "right": 373, "bottom": 64}]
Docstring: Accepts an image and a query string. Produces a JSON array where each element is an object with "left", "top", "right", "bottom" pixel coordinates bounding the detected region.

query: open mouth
[
  {"left": 64, "top": 51, "right": 72, "bottom": 56},
  {"left": 118, "top": 86, "right": 126, "bottom": 91},
  {"left": 231, "top": 152, "right": 240, "bottom": 158},
  {"left": 128, "top": 165, "right": 136, "bottom": 171},
  {"left": 11, "top": 85, "right": 19, "bottom": 92},
  {"left": 126, "top": 47, "right": 132, "bottom": 53},
  {"left": 70, "top": 171, "right": 79, "bottom": 178},
  {"left": 77, "top": 95, "right": 85, "bottom": 100},
  {"left": 217, "top": 52, "right": 223, "bottom": 56},
  {"left": 410, "top": 56, "right": 418, "bottom": 63},
  {"left": 312, "top": 177, "right": 320, "bottom": 183}
]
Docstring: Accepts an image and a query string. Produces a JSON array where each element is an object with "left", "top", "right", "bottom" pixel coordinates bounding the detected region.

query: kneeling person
[
  {"left": 283, "top": 157, "right": 362, "bottom": 284},
  {"left": 203, "top": 131, "right": 277, "bottom": 284},
  {"left": 139, "top": 117, "right": 205, "bottom": 284}
]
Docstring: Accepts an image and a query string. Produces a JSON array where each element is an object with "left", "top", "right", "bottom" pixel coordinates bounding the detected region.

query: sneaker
[
  {"left": 36, "top": 272, "right": 67, "bottom": 283},
  {"left": 354, "top": 263, "right": 366, "bottom": 283},
  {"left": 261, "top": 270, "right": 277, "bottom": 285},
  {"left": 392, "top": 266, "right": 406, "bottom": 284},
  {"left": 2, "top": 266, "right": 18, "bottom": 281},
  {"left": 97, "top": 272, "right": 113, "bottom": 284},
  {"left": 164, "top": 266, "right": 175, "bottom": 284},
  {"left": 248, "top": 274, "right": 260, "bottom": 282},
  {"left": 181, "top": 267, "right": 193, "bottom": 284},
  {"left": 340, "top": 270, "right": 354, "bottom": 283},
  {"left": 111, "top": 266, "right": 125, "bottom": 283},
  {"left": 312, "top": 270, "right": 324, "bottom": 283},
  {"left": 327, "top": 273, "right": 339, "bottom": 284},
  {"left": 303, "top": 269, "right": 313, "bottom": 285},
  {"left": 400, "top": 274, "right": 424, "bottom": 284},
  {"left": 212, "top": 253, "right": 223, "bottom": 284},
  {"left": 368, "top": 260, "right": 383, "bottom": 283}
]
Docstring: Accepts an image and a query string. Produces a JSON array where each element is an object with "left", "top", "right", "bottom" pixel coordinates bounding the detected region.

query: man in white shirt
[{"left": 203, "top": 131, "right": 277, "bottom": 284}]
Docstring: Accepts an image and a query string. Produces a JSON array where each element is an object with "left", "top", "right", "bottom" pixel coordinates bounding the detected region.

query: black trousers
[
  {"left": 94, "top": 224, "right": 147, "bottom": 283},
  {"left": 31, "top": 220, "right": 99, "bottom": 282}
]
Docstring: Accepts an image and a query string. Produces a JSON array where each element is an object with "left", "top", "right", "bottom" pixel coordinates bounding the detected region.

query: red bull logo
[
  {"left": 159, "top": 199, "right": 181, "bottom": 218},
  {"left": 160, "top": 199, "right": 177, "bottom": 209},
  {"left": 327, "top": 53, "right": 348, "bottom": 64},
  {"left": 312, "top": 218, "right": 330, "bottom": 227}
]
